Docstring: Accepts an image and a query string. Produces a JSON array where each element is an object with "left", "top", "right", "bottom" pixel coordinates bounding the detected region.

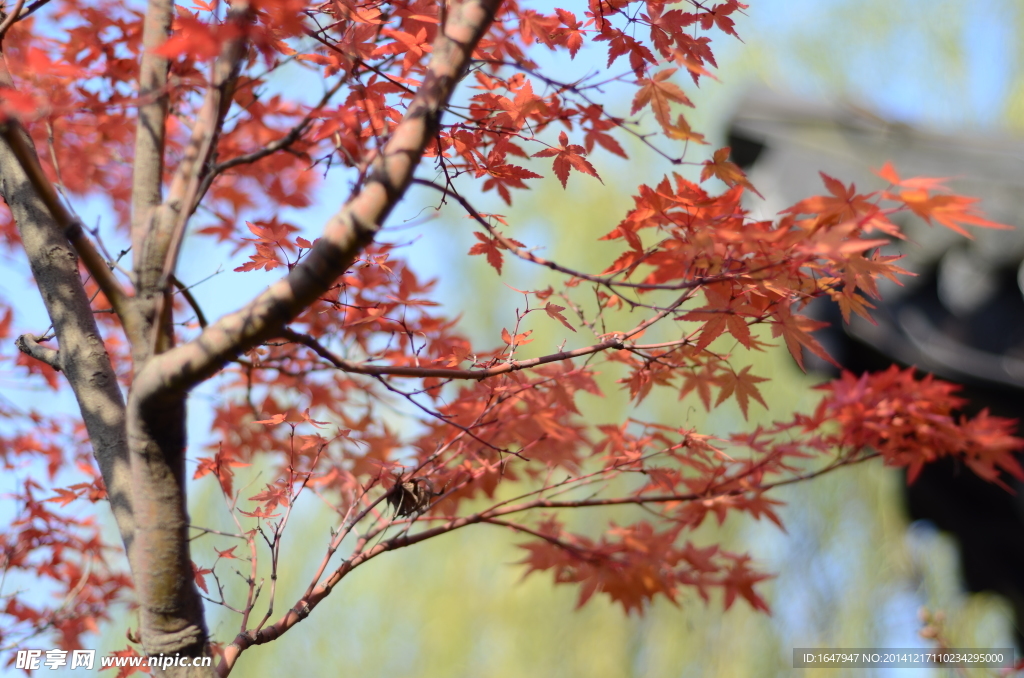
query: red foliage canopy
[{"left": 0, "top": 0, "right": 1016, "bottom": 674}]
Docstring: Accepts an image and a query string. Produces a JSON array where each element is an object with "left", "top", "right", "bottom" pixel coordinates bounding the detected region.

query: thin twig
[
  {"left": 196, "top": 77, "right": 347, "bottom": 203},
  {"left": 414, "top": 178, "right": 780, "bottom": 292},
  {"left": 170, "top": 274, "right": 208, "bottom": 328}
]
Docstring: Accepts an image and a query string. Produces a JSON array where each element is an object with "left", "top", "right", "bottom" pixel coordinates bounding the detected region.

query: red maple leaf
[
  {"left": 553, "top": 9, "right": 585, "bottom": 58},
  {"left": 532, "top": 132, "right": 602, "bottom": 188},
  {"left": 715, "top": 366, "right": 769, "bottom": 419},
  {"left": 544, "top": 302, "right": 577, "bottom": 332},
  {"left": 700, "top": 147, "right": 762, "bottom": 197},
  {"left": 632, "top": 68, "right": 692, "bottom": 128},
  {"left": 720, "top": 554, "right": 771, "bottom": 612}
]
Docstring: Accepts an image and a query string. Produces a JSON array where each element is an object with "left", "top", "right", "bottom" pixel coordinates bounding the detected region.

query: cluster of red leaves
[
  {"left": 599, "top": 164, "right": 999, "bottom": 419},
  {"left": 0, "top": 478, "right": 130, "bottom": 651},
  {"left": 517, "top": 367, "right": 1023, "bottom": 613},
  {"left": 0, "top": 403, "right": 129, "bottom": 653},
  {"left": 520, "top": 520, "right": 771, "bottom": 613},
  {"left": 814, "top": 367, "right": 1024, "bottom": 484}
]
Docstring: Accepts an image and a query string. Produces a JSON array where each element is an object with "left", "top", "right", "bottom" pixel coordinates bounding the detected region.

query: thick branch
[
  {"left": 0, "top": 120, "right": 136, "bottom": 580},
  {"left": 0, "top": 123, "right": 143, "bottom": 338},
  {"left": 130, "top": 0, "right": 173, "bottom": 245},
  {"left": 0, "top": 0, "right": 27, "bottom": 40},
  {"left": 15, "top": 333, "right": 60, "bottom": 370},
  {"left": 127, "top": 2, "right": 502, "bottom": 671},
  {"left": 134, "top": 2, "right": 251, "bottom": 358},
  {"left": 134, "top": 0, "right": 503, "bottom": 405},
  {"left": 156, "top": 2, "right": 251, "bottom": 293},
  {"left": 123, "top": 5, "right": 254, "bottom": 671}
]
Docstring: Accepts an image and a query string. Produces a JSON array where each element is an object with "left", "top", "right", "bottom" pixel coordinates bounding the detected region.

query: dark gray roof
[{"left": 727, "top": 88, "right": 1024, "bottom": 389}]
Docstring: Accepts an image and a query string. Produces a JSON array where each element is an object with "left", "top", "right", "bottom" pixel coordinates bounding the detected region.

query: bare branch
[
  {"left": 0, "top": 110, "right": 136, "bottom": 598},
  {"left": 0, "top": 0, "right": 27, "bottom": 41},
  {"left": 416, "top": 178, "right": 783, "bottom": 292},
  {"left": 13, "top": 0, "right": 48, "bottom": 21},
  {"left": 171, "top": 275, "right": 208, "bottom": 329},
  {"left": 130, "top": 0, "right": 173, "bottom": 243},
  {"left": 14, "top": 333, "right": 60, "bottom": 371},
  {"left": 278, "top": 326, "right": 625, "bottom": 380},
  {"left": 156, "top": 2, "right": 253, "bottom": 291},
  {"left": 273, "top": 277, "right": 692, "bottom": 382},
  {"left": 215, "top": 450, "right": 872, "bottom": 672}
]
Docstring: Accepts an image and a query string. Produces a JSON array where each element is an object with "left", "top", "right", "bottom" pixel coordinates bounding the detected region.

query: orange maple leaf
[
  {"left": 192, "top": 562, "right": 213, "bottom": 593},
  {"left": 664, "top": 115, "right": 708, "bottom": 145},
  {"left": 553, "top": 8, "right": 585, "bottom": 58},
  {"left": 469, "top": 231, "right": 505, "bottom": 274},
  {"left": 544, "top": 302, "right": 577, "bottom": 332},
  {"left": 771, "top": 305, "right": 834, "bottom": 371},
  {"left": 700, "top": 147, "right": 762, "bottom": 197},
  {"left": 715, "top": 365, "right": 768, "bottom": 419},
  {"left": 631, "top": 68, "right": 692, "bottom": 128},
  {"left": 532, "top": 131, "right": 602, "bottom": 188},
  {"left": 720, "top": 554, "right": 772, "bottom": 612},
  {"left": 501, "top": 327, "right": 534, "bottom": 347},
  {"left": 785, "top": 173, "right": 877, "bottom": 227},
  {"left": 898, "top": 190, "right": 1011, "bottom": 237}
]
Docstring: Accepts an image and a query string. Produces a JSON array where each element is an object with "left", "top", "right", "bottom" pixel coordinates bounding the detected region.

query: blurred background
[{"left": 4, "top": 0, "right": 1024, "bottom": 675}]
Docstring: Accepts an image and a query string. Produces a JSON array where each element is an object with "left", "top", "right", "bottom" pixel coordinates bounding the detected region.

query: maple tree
[{"left": 0, "top": 0, "right": 1018, "bottom": 675}]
